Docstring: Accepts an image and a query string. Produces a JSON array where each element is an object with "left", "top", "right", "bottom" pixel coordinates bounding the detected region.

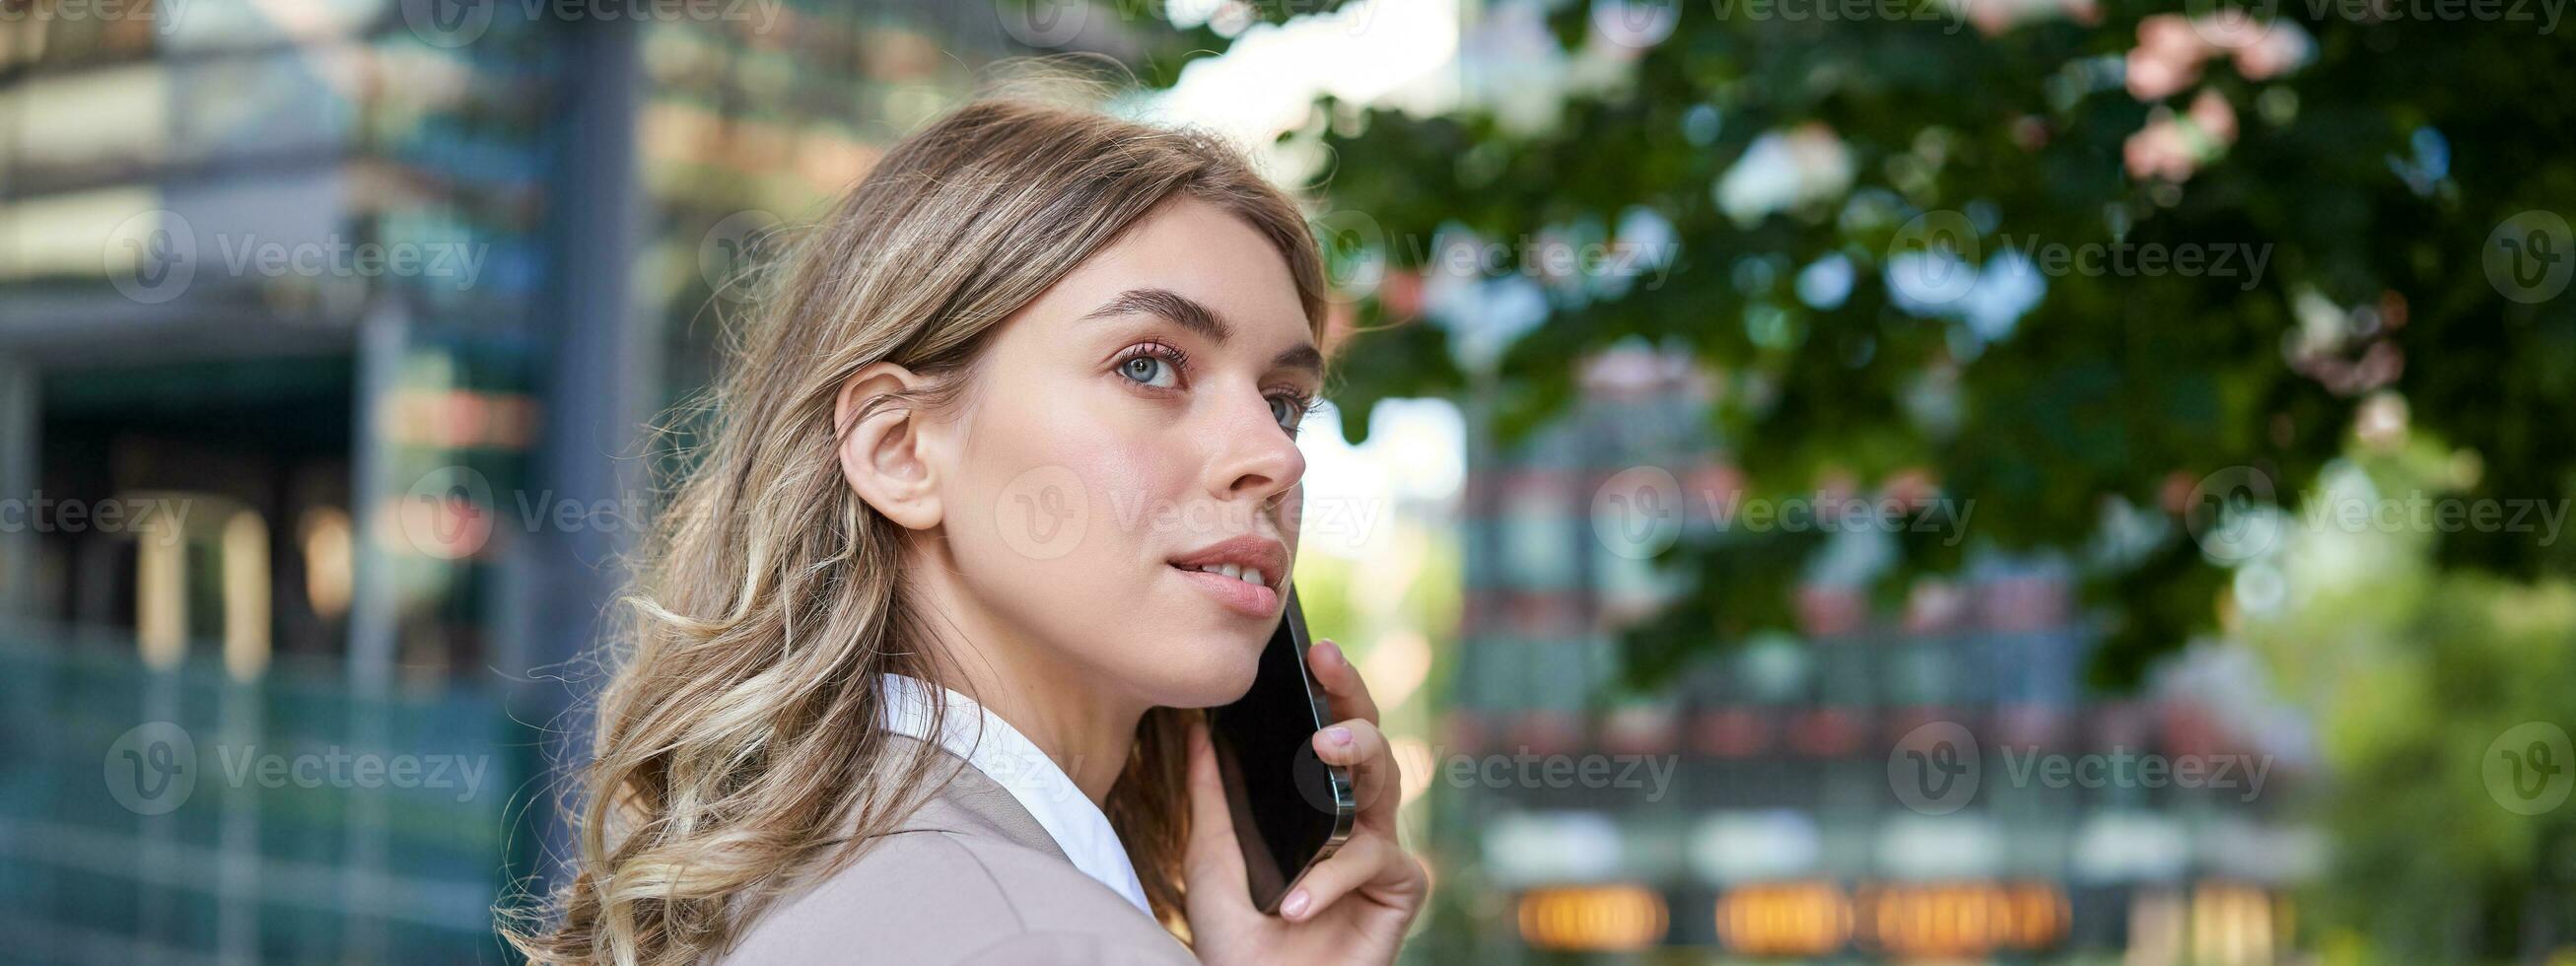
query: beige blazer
[{"left": 718, "top": 737, "right": 1201, "bottom": 965}]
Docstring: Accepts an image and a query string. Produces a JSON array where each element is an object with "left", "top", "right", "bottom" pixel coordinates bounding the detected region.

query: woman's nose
[{"left": 1204, "top": 391, "right": 1306, "bottom": 507}]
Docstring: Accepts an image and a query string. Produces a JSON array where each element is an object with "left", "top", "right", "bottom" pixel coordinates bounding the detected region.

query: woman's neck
[{"left": 903, "top": 568, "right": 1147, "bottom": 806}]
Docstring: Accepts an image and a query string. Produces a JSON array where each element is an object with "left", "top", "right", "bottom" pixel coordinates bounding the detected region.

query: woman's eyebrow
[
  {"left": 1084, "top": 287, "right": 1322, "bottom": 374},
  {"left": 1083, "top": 288, "right": 1229, "bottom": 343}
]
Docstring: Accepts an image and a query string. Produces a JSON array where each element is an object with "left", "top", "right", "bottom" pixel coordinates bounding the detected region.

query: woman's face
[{"left": 927, "top": 198, "right": 1320, "bottom": 709}]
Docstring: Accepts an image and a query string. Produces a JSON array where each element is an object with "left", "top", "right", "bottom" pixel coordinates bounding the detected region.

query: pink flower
[
  {"left": 2188, "top": 89, "right": 2239, "bottom": 145},
  {"left": 2126, "top": 15, "right": 2211, "bottom": 100},
  {"left": 2126, "top": 96, "right": 2237, "bottom": 183},
  {"left": 1969, "top": 0, "right": 2018, "bottom": 36},
  {"left": 2124, "top": 116, "right": 2198, "bottom": 181},
  {"left": 2125, "top": 47, "right": 2202, "bottom": 100},
  {"left": 2137, "top": 13, "right": 2207, "bottom": 59}
]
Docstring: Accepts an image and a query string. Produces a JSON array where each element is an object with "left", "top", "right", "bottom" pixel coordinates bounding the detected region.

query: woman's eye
[
  {"left": 1269, "top": 394, "right": 1309, "bottom": 433},
  {"left": 1118, "top": 354, "right": 1179, "bottom": 388}
]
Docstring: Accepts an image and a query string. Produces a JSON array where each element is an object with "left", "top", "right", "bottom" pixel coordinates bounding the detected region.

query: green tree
[
  {"left": 1294, "top": 1, "right": 2575, "bottom": 686},
  {"left": 2237, "top": 439, "right": 2576, "bottom": 962}
]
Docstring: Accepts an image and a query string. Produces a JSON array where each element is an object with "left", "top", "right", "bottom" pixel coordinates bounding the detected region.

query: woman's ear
[{"left": 834, "top": 362, "right": 945, "bottom": 530}]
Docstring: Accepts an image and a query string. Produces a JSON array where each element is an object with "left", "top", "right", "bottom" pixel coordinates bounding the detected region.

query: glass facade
[
  {"left": 0, "top": 3, "right": 1018, "bottom": 961},
  {"left": 1438, "top": 344, "right": 2318, "bottom": 963}
]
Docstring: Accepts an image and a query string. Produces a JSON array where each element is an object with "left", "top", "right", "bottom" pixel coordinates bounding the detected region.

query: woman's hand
[{"left": 1182, "top": 638, "right": 1428, "bottom": 965}]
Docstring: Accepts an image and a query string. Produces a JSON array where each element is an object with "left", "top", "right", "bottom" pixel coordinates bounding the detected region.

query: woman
[{"left": 508, "top": 98, "right": 1426, "bottom": 965}]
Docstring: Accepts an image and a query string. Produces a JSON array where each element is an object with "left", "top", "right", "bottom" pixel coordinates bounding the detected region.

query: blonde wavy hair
[{"left": 504, "top": 97, "right": 1328, "bottom": 965}]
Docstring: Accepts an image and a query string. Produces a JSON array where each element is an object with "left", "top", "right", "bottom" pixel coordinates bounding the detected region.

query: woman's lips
[{"left": 1170, "top": 564, "right": 1282, "bottom": 618}]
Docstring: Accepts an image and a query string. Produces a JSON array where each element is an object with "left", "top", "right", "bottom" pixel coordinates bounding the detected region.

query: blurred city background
[{"left": 1, "top": 0, "right": 2571, "bottom": 963}]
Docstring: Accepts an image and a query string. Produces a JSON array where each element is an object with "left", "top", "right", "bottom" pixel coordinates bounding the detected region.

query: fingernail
[
  {"left": 1281, "top": 889, "right": 1311, "bottom": 919},
  {"left": 1319, "top": 640, "right": 1346, "bottom": 665},
  {"left": 1325, "top": 725, "right": 1353, "bottom": 747}
]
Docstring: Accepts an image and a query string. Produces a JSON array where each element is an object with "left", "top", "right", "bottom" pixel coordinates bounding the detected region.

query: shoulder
[{"left": 717, "top": 828, "right": 1198, "bottom": 966}]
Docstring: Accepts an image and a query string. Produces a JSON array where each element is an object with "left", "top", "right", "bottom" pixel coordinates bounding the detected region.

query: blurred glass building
[
  {"left": 0, "top": 3, "right": 1021, "bottom": 961},
  {"left": 1433, "top": 343, "right": 2327, "bottom": 964}
]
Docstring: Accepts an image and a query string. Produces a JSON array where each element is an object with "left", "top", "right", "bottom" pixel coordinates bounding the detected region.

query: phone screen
[{"left": 1207, "top": 585, "right": 1356, "bottom": 913}]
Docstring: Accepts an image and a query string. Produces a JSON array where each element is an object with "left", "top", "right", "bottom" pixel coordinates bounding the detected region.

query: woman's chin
[{"left": 1133, "top": 640, "right": 1265, "bottom": 709}]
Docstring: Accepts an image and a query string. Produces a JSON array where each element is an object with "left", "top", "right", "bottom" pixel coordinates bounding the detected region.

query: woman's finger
[
  {"left": 1181, "top": 718, "right": 1251, "bottom": 898},
  {"left": 1274, "top": 832, "right": 1423, "bottom": 924},
  {"left": 1307, "top": 638, "right": 1381, "bottom": 725},
  {"left": 1313, "top": 718, "right": 1402, "bottom": 826}
]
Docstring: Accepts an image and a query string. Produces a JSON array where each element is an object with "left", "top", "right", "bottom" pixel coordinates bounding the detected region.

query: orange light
[
  {"left": 1715, "top": 881, "right": 1850, "bottom": 957},
  {"left": 1516, "top": 885, "right": 1668, "bottom": 952},
  {"left": 1853, "top": 881, "right": 2068, "bottom": 959}
]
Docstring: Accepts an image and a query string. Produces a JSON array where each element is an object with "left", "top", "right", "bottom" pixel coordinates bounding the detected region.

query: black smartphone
[{"left": 1207, "top": 583, "right": 1358, "bottom": 913}]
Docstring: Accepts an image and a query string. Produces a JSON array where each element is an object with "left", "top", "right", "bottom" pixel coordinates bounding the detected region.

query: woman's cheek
[{"left": 1278, "top": 483, "right": 1305, "bottom": 557}]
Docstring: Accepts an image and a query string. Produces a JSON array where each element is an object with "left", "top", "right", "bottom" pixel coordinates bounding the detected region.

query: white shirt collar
[{"left": 877, "top": 672, "right": 1153, "bottom": 918}]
